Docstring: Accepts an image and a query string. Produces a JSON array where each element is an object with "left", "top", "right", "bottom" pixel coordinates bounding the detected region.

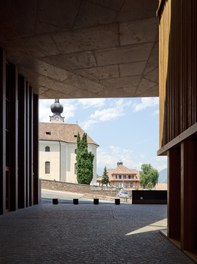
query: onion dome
[
  {"left": 50, "top": 99, "right": 64, "bottom": 123},
  {"left": 51, "top": 99, "right": 63, "bottom": 115}
]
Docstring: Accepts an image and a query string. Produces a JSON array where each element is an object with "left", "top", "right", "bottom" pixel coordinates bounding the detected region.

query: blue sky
[{"left": 39, "top": 98, "right": 167, "bottom": 175}]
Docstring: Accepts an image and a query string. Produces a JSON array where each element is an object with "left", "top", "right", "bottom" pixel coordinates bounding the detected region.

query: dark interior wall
[
  {"left": 0, "top": 49, "right": 6, "bottom": 214},
  {"left": 0, "top": 47, "right": 39, "bottom": 215}
]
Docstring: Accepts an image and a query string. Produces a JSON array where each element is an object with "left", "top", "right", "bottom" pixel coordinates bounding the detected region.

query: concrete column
[
  {"left": 7, "top": 64, "right": 18, "bottom": 211},
  {"left": 181, "top": 140, "right": 197, "bottom": 251},
  {"left": 33, "top": 93, "right": 39, "bottom": 205},
  {"left": 0, "top": 48, "right": 6, "bottom": 214},
  {"left": 26, "top": 82, "right": 30, "bottom": 207},
  {"left": 18, "top": 75, "right": 27, "bottom": 208},
  {"left": 29, "top": 87, "right": 33, "bottom": 206},
  {"left": 167, "top": 147, "right": 181, "bottom": 241}
]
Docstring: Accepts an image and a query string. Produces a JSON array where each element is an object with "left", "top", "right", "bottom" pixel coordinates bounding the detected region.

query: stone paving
[{"left": 0, "top": 203, "right": 194, "bottom": 264}]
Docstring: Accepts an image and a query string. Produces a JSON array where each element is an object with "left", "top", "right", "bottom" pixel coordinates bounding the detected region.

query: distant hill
[{"left": 158, "top": 168, "right": 167, "bottom": 183}]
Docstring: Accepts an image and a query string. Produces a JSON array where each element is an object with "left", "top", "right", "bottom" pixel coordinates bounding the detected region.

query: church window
[
  {"left": 45, "top": 161, "right": 50, "bottom": 174},
  {"left": 45, "top": 146, "right": 50, "bottom": 152}
]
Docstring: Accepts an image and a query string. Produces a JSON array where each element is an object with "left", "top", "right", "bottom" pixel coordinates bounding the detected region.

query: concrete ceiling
[{"left": 0, "top": 0, "right": 159, "bottom": 99}]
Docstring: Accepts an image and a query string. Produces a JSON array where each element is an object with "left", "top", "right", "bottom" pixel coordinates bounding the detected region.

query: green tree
[
  {"left": 101, "top": 166, "right": 109, "bottom": 186},
  {"left": 76, "top": 133, "right": 94, "bottom": 184},
  {"left": 139, "top": 164, "right": 159, "bottom": 189}
]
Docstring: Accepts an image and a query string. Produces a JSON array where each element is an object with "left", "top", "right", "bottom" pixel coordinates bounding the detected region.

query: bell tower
[{"left": 50, "top": 99, "right": 64, "bottom": 123}]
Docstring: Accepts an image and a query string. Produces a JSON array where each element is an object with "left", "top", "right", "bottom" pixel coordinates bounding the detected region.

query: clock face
[{"left": 55, "top": 116, "right": 59, "bottom": 121}]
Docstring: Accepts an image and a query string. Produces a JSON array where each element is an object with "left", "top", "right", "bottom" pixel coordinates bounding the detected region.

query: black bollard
[
  {"left": 93, "top": 198, "right": 99, "bottom": 205},
  {"left": 52, "top": 198, "right": 59, "bottom": 205},
  {"left": 115, "top": 198, "right": 120, "bottom": 205},
  {"left": 73, "top": 198, "right": 79, "bottom": 205}
]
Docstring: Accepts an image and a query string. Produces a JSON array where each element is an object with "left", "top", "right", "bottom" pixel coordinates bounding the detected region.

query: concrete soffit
[{"left": 0, "top": 0, "right": 159, "bottom": 99}]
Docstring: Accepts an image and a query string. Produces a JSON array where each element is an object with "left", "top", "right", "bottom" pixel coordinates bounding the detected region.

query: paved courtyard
[{"left": 0, "top": 203, "right": 194, "bottom": 264}]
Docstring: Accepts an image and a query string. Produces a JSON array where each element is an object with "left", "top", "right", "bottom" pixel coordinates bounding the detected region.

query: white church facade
[{"left": 39, "top": 99, "right": 98, "bottom": 184}]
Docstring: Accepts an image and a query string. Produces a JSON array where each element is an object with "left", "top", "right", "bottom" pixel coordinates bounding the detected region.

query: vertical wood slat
[
  {"left": 7, "top": 64, "right": 18, "bottom": 211},
  {"left": 181, "top": 141, "right": 197, "bottom": 251},
  {"left": 187, "top": 0, "right": 192, "bottom": 128},
  {"left": 0, "top": 48, "right": 6, "bottom": 214},
  {"left": 180, "top": 0, "right": 186, "bottom": 133},
  {"left": 29, "top": 87, "right": 33, "bottom": 206},
  {"left": 26, "top": 81, "right": 29, "bottom": 207},
  {"left": 33, "top": 93, "right": 39, "bottom": 205},
  {"left": 18, "top": 75, "right": 27, "bottom": 209},
  {"left": 166, "top": 0, "right": 170, "bottom": 143},
  {"left": 159, "top": 0, "right": 170, "bottom": 147},
  {"left": 159, "top": 2, "right": 164, "bottom": 146},
  {"left": 167, "top": 147, "right": 181, "bottom": 241},
  {"left": 168, "top": 0, "right": 171, "bottom": 142},
  {"left": 192, "top": 0, "right": 197, "bottom": 124},
  {"left": 174, "top": 0, "right": 180, "bottom": 138}
]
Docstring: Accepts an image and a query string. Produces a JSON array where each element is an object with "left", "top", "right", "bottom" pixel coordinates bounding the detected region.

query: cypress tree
[
  {"left": 76, "top": 133, "right": 94, "bottom": 184},
  {"left": 101, "top": 166, "right": 109, "bottom": 186}
]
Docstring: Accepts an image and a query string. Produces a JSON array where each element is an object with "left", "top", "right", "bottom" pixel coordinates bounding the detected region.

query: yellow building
[{"left": 108, "top": 162, "right": 140, "bottom": 189}]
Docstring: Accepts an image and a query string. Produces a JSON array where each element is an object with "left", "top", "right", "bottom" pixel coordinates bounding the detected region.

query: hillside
[{"left": 158, "top": 168, "right": 167, "bottom": 183}]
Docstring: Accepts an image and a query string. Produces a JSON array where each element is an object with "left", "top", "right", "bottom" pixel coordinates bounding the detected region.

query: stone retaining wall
[{"left": 41, "top": 179, "right": 118, "bottom": 197}]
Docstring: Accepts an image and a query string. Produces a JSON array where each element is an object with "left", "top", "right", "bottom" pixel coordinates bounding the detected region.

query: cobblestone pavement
[{"left": 0, "top": 203, "right": 194, "bottom": 264}]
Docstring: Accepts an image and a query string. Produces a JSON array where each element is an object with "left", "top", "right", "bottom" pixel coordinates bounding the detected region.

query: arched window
[
  {"left": 45, "top": 146, "right": 50, "bottom": 152},
  {"left": 45, "top": 161, "right": 50, "bottom": 174}
]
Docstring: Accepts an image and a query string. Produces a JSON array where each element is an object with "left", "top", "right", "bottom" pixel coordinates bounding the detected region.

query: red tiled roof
[
  {"left": 107, "top": 164, "right": 139, "bottom": 181},
  {"left": 108, "top": 165, "right": 138, "bottom": 175},
  {"left": 39, "top": 122, "right": 98, "bottom": 146}
]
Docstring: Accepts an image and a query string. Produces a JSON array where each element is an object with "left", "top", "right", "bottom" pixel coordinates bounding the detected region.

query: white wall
[
  {"left": 66, "top": 143, "right": 78, "bottom": 183},
  {"left": 60, "top": 142, "right": 67, "bottom": 182},
  {"left": 39, "top": 140, "right": 60, "bottom": 181},
  {"left": 39, "top": 140, "right": 98, "bottom": 184}
]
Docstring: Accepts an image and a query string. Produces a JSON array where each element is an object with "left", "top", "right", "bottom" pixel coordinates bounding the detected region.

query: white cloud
[
  {"left": 90, "top": 107, "right": 123, "bottom": 121},
  {"left": 97, "top": 145, "right": 137, "bottom": 174},
  {"left": 151, "top": 156, "right": 167, "bottom": 172},
  {"left": 81, "top": 99, "right": 131, "bottom": 130},
  {"left": 61, "top": 102, "right": 76, "bottom": 121},
  {"left": 97, "top": 145, "right": 167, "bottom": 175},
  {"left": 81, "top": 119, "right": 98, "bottom": 130},
  {"left": 78, "top": 98, "right": 106, "bottom": 109},
  {"left": 133, "top": 97, "right": 159, "bottom": 112},
  {"left": 39, "top": 99, "right": 77, "bottom": 122},
  {"left": 39, "top": 99, "right": 54, "bottom": 122}
]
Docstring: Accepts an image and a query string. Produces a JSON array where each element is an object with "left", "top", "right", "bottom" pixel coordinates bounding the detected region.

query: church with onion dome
[{"left": 39, "top": 99, "right": 98, "bottom": 184}]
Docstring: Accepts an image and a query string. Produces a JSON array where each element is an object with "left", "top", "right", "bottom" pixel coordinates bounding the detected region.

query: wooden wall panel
[
  {"left": 168, "top": 147, "right": 181, "bottom": 241},
  {"left": 18, "top": 75, "right": 27, "bottom": 209},
  {"left": 0, "top": 47, "right": 39, "bottom": 215},
  {"left": 33, "top": 93, "right": 39, "bottom": 205},
  {"left": 29, "top": 87, "right": 33, "bottom": 206},
  {"left": 181, "top": 141, "right": 197, "bottom": 252},
  {"left": 158, "top": 0, "right": 197, "bottom": 147},
  {"left": 7, "top": 64, "right": 18, "bottom": 211},
  {"left": 26, "top": 81, "right": 30, "bottom": 207},
  {"left": 158, "top": 0, "right": 197, "bottom": 260},
  {"left": 0, "top": 49, "right": 6, "bottom": 214}
]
